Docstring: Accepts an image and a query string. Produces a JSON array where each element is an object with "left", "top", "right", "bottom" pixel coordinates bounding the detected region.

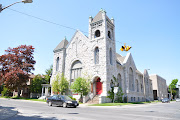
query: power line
[
  {"left": 5, "top": 7, "right": 129, "bottom": 45},
  {"left": 7, "top": 7, "right": 88, "bottom": 34}
]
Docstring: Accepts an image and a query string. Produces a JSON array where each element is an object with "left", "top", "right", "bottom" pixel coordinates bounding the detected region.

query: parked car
[
  {"left": 162, "top": 98, "right": 170, "bottom": 103},
  {"left": 176, "top": 98, "right": 180, "bottom": 102},
  {"left": 46, "top": 95, "right": 79, "bottom": 108},
  {"left": 38, "top": 96, "right": 47, "bottom": 100}
]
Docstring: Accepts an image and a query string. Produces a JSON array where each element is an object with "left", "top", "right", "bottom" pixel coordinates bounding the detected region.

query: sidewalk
[
  {"left": 0, "top": 106, "right": 18, "bottom": 120},
  {"left": 79, "top": 101, "right": 167, "bottom": 108}
]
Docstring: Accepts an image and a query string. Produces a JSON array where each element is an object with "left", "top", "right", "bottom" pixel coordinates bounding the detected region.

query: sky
[{"left": 0, "top": 0, "right": 180, "bottom": 85}]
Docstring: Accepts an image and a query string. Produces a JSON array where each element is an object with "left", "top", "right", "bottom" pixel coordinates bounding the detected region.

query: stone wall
[
  {"left": 150, "top": 74, "right": 168, "bottom": 100},
  {"left": 50, "top": 11, "right": 166, "bottom": 103}
]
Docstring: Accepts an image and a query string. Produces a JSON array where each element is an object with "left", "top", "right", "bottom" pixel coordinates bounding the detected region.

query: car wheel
[
  {"left": 48, "top": 101, "right": 52, "bottom": 106},
  {"left": 74, "top": 106, "right": 77, "bottom": 108},
  {"left": 63, "top": 102, "right": 67, "bottom": 108}
]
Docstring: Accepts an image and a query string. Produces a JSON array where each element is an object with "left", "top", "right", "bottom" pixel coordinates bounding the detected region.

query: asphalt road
[{"left": 0, "top": 98, "right": 180, "bottom": 120}]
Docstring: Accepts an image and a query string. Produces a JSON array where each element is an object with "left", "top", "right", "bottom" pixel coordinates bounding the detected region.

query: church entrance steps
[{"left": 86, "top": 95, "right": 100, "bottom": 104}]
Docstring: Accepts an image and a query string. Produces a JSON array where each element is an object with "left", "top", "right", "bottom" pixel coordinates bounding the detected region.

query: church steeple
[
  {"left": 88, "top": 9, "right": 114, "bottom": 40},
  {"left": 53, "top": 37, "right": 69, "bottom": 53}
]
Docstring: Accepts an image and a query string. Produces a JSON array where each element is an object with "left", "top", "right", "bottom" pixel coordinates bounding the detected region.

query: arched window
[
  {"left": 117, "top": 74, "right": 122, "bottom": 89},
  {"left": 71, "top": 60, "right": 82, "bottom": 83},
  {"left": 141, "top": 84, "right": 143, "bottom": 92},
  {"left": 136, "top": 79, "right": 139, "bottom": 92},
  {"left": 94, "top": 47, "right": 99, "bottom": 64},
  {"left": 110, "top": 48, "right": 112, "bottom": 65},
  {"left": 129, "top": 67, "right": 134, "bottom": 91},
  {"left": 95, "top": 30, "right": 100, "bottom": 38},
  {"left": 108, "top": 31, "right": 111, "bottom": 39},
  {"left": 56, "top": 57, "right": 59, "bottom": 71}
]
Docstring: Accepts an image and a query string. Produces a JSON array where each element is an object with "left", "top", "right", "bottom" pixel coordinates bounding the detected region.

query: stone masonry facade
[{"left": 50, "top": 10, "right": 167, "bottom": 103}]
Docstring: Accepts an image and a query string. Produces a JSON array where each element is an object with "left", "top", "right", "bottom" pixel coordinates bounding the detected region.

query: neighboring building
[
  {"left": 50, "top": 10, "right": 156, "bottom": 103},
  {"left": 150, "top": 74, "right": 168, "bottom": 100},
  {"left": 13, "top": 74, "right": 35, "bottom": 98},
  {"left": 174, "top": 82, "right": 180, "bottom": 99},
  {"left": 174, "top": 88, "right": 179, "bottom": 99}
]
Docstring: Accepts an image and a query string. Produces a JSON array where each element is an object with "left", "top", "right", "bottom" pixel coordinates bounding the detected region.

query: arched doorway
[{"left": 96, "top": 78, "right": 102, "bottom": 95}]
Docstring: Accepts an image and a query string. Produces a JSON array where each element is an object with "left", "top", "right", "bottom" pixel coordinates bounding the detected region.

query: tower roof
[
  {"left": 53, "top": 37, "right": 69, "bottom": 52},
  {"left": 92, "top": 11, "right": 103, "bottom": 23},
  {"left": 144, "top": 69, "right": 149, "bottom": 76},
  {"left": 91, "top": 9, "right": 113, "bottom": 25}
]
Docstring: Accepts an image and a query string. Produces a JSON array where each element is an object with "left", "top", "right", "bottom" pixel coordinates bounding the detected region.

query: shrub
[
  {"left": 107, "top": 87, "right": 114, "bottom": 102},
  {"left": 115, "top": 87, "right": 124, "bottom": 103},
  {"left": 1, "top": 87, "right": 11, "bottom": 97}
]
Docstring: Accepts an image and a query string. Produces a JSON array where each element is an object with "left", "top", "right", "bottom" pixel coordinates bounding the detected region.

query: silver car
[
  {"left": 176, "top": 98, "right": 180, "bottom": 102},
  {"left": 162, "top": 98, "right": 170, "bottom": 103}
]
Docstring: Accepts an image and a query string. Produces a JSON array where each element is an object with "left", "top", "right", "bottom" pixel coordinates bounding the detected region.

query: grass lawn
[
  {"left": 89, "top": 103, "right": 132, "bottom": 106},
  {"left": 89, "top": 101, "right": 155, "bottom": 106}
]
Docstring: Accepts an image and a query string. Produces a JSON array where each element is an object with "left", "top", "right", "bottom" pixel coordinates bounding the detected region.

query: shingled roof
[
  {"left": 136, "top": 70, "right": 143, "bottom": 75},
  {"left": 116, "top": 53, "right": 126, "bottom": 64},
  {"left": 92, "top": 11, "right": 103, "bottom": 23},
  {"left": 91, "top": 9, "right": 113, "bottom": 25},
  {"left": 53, "top": 38, "right": 69, "bottom": 53}
]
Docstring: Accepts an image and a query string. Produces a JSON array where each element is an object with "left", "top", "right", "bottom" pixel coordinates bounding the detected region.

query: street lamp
[
  {"left": 22, "top": 0, "right": 33, "bottom": 3},
  {"left": 0, "top": 0, "right": 33, "bottom": 12}
]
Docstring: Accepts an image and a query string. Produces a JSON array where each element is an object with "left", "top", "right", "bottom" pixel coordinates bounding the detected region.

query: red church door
[{"left": 96, "top": 78, "right": 102, "bottom": 95}]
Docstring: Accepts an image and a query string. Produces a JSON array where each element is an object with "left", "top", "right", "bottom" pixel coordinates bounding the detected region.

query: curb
[{"left": 0, "top": 98, "right": 46, "bottom": 104}]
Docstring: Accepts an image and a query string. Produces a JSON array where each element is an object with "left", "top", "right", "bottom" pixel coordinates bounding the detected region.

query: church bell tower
[{"left": 88, "top": 9, "right": 117, "bottom": 95}]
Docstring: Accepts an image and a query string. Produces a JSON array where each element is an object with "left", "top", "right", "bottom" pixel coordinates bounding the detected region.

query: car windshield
[
  {"left": 60, "top": 95, "right": 72, "bottom": 101},
  {"left": 163, "top": 98, "right": 169, "bottom": 100}
]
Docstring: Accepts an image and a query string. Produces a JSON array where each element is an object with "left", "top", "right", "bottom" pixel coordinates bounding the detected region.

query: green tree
[
  {"left": 70, "top": 77, "right": 90, "bottom": 96},
  {"left": 52, "top": 74, "right": 69, "bottom": 95},
  {"left": 52, "top": 74, "right": 61, "bottom": 94},
  {"left": 115, "top": 87, "right": 124, "bottom": 103},
  {"left": 169, "top": 79, "right": 178, "bottom": 99},
  {"left": 107, "top": 87, "right": 114, "bottom": 103},
  {"left": 59, "top": 74, "right": 69, "bottom": 95},
  {"left": 107, "top": 75, "right": 124, "bottom": 103},
  {"left": 44, "top": 65, "right": 53, "bottom": 83},
  {"left": 30, "top": 74, "right": 47, "bottom": 93}
]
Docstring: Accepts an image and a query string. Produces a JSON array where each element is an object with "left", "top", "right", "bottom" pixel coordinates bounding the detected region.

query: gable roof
[
  {"left": 116, "top": 53, "right": 125, "bottom": 64},
  {"left": 122, "top": 53, "right": 137, "bottom": 70},
  {"left": 53, "top": 38, "right": 69, "bottom": 53},
  {"left": 136, "top": 70, "right": 143, "bottom": 75},
  {"left": 65, "top": 30, "right": 88, "bottom": 49}
]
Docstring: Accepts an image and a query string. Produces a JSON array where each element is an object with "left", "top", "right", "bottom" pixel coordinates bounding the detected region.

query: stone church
[{"left": 50, "top": 10, "right": 154, "bottom": 103}]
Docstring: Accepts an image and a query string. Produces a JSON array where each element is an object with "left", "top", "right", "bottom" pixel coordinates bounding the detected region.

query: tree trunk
[{"left": 17, "top": 87, "right": 20, "bottom": 97}]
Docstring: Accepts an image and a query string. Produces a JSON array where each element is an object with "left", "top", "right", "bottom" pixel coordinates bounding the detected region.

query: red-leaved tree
[{"left": 0, "top": 45, "right": 36, "bottom": 96}]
